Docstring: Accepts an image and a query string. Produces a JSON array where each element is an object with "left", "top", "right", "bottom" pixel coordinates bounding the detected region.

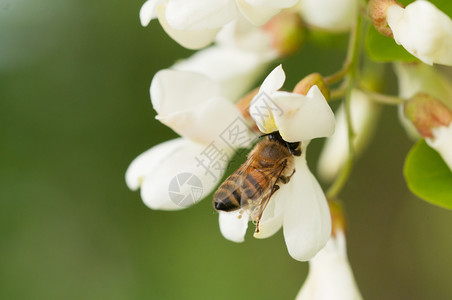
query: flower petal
[
  {"left": 393, "top": 62, "right": 452, "bottom": 108},
  {"left": 249, "top": 65, "right": 286, "bottom": 133},
  {"left": 151, "top": 69, "right": 219, "bottom": 115},
  {"left": 219, "top": 210, "right": 249, "bottom": 242},
  {"left": 137, "top": 138, "right": 231, "bottom": 210},
  {"left": 253, "top": 194, "right": 285, "bottom": 239},
  {"left": 139, "top": 0, "right": 163, "bottom": 26},
  {"left": 215, "top": 17, "right": 274, "bottom": 54},
  {"left": 236, "top": 0, "right": 283, "bottom": 26},
  {"left": 272, "top": 86, "right": 336, "bottom": 142},
  {"left": 166, "top": 0, "right": 237, "bottom": 30},
  {"left": 173, "top": 45, "right": 271, "bottom": 101},
  {"left": 299, "top": 0, "right": 357, "bottom": 32},
  {"left": 387, "top": 1, "right": 452, "bottom": 66},
  {"left": 260, "top": 64, "right": 286, "bottom": 95},
  {"left": 126, "top": 138, "right": 184, "bottom": 191},
  {"left": 426, "top": 123, "right": 452, "bottom": 171},
  {"left": 245, "top": 0, "right": 298, "bottom": 8},
  {"left": 281, "top": 157, "right": 331, "bottom": 261},
  {"left": 156, "top": 3, "right": 218, "bottom": 49},
  {"left": 318, "top": 90, "right": 378, "bottom": 182},
  {"left": 158, "top": 96, "right": 248, "bottom": 147},
  {"left": 394, "top": 62, "right": 452, "bottom": 140},
  {"left": 296, "top": 231, "right": 363, "bottom": 300}
]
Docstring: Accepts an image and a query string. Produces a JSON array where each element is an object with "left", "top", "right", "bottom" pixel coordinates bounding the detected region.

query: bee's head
[{"left": 263, "top": 131, "right": 302, "bottom": 156}]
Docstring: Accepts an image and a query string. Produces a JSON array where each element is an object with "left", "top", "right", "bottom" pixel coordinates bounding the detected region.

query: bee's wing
[
  {"left": 213, "top": 153, "right": 260, "bottom": 211},
  {"left": 245, "top": 160, "right": 287, "bottom": 228}
]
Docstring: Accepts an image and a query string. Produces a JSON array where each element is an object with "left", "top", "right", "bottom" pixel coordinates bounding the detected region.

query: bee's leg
[
  {"left": 279, "top": 169, "right": 296, "bottom": 184},
  {"left": 287, "top": 141, "right": 302, "bottom": 156},
  {"left": 255, "top": 184, "right": 280, "bottom": 233}
]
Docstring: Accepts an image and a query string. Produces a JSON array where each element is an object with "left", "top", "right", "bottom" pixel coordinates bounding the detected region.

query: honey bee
[{"left": 214, "top": 131, "right": 301, "bottom": 233}]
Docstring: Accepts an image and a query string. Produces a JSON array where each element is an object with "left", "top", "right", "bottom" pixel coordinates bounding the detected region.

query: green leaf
[
  {"left": 404, "top": 140, "right": 452, "bottom": 210},
  {"left": 365, "top": 26, "right": 417, "bottom": 63}
]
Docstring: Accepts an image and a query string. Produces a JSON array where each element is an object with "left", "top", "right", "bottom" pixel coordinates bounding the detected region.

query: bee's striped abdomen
[
  {"left": 214, "top": 173, "right": 242, "bottom": 211},
  {"left": 213, "top": 166, "right": 271, "bottom": 212},
  {"left": 241, "top": 167, "right": 269, "bottom": 203}
]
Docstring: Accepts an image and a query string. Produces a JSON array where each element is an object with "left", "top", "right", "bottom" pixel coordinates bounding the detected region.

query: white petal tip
[
  {"left": 219, "top": 211, "right": 249, "bottom": 243},
  {"left": 139, "top": 0, "right": 159, "bottom": 27}
]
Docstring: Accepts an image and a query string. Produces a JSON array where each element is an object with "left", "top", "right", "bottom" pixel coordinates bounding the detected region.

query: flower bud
[
  {"left": 404, "top": 92, "right": 452, "bottom": 139},
  {"left": 368, "top": 0, "right": 403, "bottom": 37},
  {"left": 293, "top": 73, "right": 330, "bottom": 100},
  {"left": 263, "top": 12, "right": 305, "bottom": 57}
]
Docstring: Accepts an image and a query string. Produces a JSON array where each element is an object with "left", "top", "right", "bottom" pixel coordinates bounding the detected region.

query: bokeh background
[{"left": 1, "top": 0, "right": 452, "bottom": 299}]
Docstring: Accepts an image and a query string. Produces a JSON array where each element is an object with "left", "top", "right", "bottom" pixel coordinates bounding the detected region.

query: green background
[{"left": 1, "top": 0, "right": 452, "bottom": 299}]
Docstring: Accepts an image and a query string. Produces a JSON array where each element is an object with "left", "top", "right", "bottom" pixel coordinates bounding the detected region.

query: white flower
[
  {"left": 173, "top": 45, "right": 274, "bottom": 101},
  {"left": 318, "top": 90, "right": 380, "bottom": 182},
  {"left": 235, "top": 0, "right": 299, "bottom": 26},
  {"left": 426, "top": 123, "right": 452, "bottom": 171},
  {"left": 139, "top": 0, "right": 299, "bottom": 49},
  {"left": 298, "top": 0, "right": 358, "bottom": 32},
  {"left": 140, "top": 0, "right": 234, "bottom": 49},
  {"left": 387, "top": 0, "right": 452, "bottom": 66},
  {"left": 126, "top": 68, "right": 255, "bottom": 210},
  {"left": 126, "top": 138, "right": 229, "bottom": 210},
  {"left": 296, "top": 230, "right": 363, "bottom": 300},
  {"left": 219, "top": 65, "right": 335, "bottom": 261},
  {"left": 394, "top": 62, "right": 452, "bottom": 139},
  {"left": 249, "top": 65, "right": 335, "bottom": 142},
  {"left": 403, "top": 91, "right": 452, "bottom": 171},
  {"left": 215, "top": 16, "right": 275, "bottom": 54}
]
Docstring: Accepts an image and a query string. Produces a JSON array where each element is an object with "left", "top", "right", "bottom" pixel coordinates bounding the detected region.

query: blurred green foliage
[
  {"left": 404, "top": 140, "right": 452, "bottom": 210},
  {"left": 1, "top": 1, "right": 452, "bottom": 299}
]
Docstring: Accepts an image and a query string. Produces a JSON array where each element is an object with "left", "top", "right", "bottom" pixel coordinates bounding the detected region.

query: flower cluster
[
  {"left": 128, "top": 0, "right": 452, "bottom": 298},
  {"left": 220, "top": 65, "right": 335, "bottom": 261},
  {"left": 140, "top": 0, "right": 359, "bottom": 49}
]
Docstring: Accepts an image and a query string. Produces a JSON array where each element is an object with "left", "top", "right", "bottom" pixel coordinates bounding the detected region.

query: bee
[{"left": 213, "top": 131, "right": 301, "bottom": 233}]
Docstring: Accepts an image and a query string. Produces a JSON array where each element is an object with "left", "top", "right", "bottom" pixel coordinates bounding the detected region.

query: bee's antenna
[{"left": 258, "top": 132, "right": 273, "bottom": 139}]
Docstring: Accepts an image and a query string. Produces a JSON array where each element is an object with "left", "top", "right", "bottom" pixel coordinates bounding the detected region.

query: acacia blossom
[
  {"left": 386, "top": 0, "right": 452, "bottom": 66},
  {"left": 298, "top": 0, "right": 358, "bottom": 32},
  {"left": 126, "top": 21, "right": 281, "bottom": 209},
  {"left": 318, "top": 90, "right": 380, "bottom": 182},
  {"left": 139, "top": 0, "right": 299, "bottom": 49},
  {"left": 394, "top": 62, "right": 452, "bottom": 139},
  {"left": 296, "top": 230, "right": 362, "bottom": 300},
  {"left": 394, "top": 62, "right": 452, "bottom": 171},
  {"left": 126, "top": 67, "right": 256, "bottom": 210},
  {"left": 219, "top": 65, "right": 336, "bottom": 261},
  {"left": 404, "top": 93, "right": 452, "bottom": 171},
  {"left": 173, "top": 45, "right": 274, "bottom": 102}
]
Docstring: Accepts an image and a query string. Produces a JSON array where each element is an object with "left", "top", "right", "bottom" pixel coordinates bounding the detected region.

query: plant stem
[
  {"left": 329, "top": 81, "right": 348, "bottom": 100},
  {"left": 360, "top": 88, "right": 406, "bottom": 105},
  {"left": 326, "top": 8, "right": 363, "bottom": 199},
  {"left": 324, "top": 63, "right": 351, "bottom": 85}
]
